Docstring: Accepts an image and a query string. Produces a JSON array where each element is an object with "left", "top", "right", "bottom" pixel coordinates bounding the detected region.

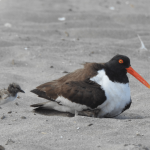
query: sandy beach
[{"left": 0, "top": 0, "right": 150, "bottom": 149}]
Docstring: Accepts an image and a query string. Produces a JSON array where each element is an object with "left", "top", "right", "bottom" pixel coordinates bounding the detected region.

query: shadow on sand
[
  {"left": 115, "top": 113, "right": 148, "bottom": 119},
  {"left": 33, "top": 108, "right": 149, "bottom": 120},
  {"left": 33, "top": 108, "right": 74, "bottom": 117}
]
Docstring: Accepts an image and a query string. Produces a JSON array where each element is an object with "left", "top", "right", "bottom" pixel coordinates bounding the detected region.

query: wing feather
[
  {"left": 60, "top": 80, "right": 106, "bottom": 109},
  {"left": 30, "top": 62, "right": 106, "bottom": 109}
]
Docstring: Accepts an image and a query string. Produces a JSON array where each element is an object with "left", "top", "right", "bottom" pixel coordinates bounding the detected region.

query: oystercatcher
[
  {"left": 0, "top": 83, "right": 25, "bottom": 105},
  {"left": 30, "top": 55, "right": 150, "bottom": 118}
]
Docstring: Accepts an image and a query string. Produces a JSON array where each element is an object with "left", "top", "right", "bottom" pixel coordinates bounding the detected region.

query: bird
[
  {"left": 0, "top": 83, "right": 25, "bottom": 105},
  {"left": 30, "top": 54, "right": 150, "bottom": 118}
]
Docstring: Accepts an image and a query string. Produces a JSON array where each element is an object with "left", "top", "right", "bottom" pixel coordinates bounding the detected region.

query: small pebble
[
  {"left": 1, "top": 115, "right": 5, "bottom": 119},
  {"left": 109, "top": 6, "right": 115, "bottom": 10},
  {"left": 58, "top": 17, "right": 66, "bottom": 21},
  {"left": 15, "top": 102, "right": 19, "bottom": 106},
  {"left": 21, "top": 116, "right": 26, "bottom": 119},
  {"left": 5, "top": 139, "right": 15, "bottom": 145},
  {"left": 50, "top": 66, "right": 54, "bottom": 68},
  {"left": 125, "top": 1, "right": 129, "bottom": 5},
  {"left": 88, "top": 124, "right": 93, "bottom": 126},
  {"left": 8, "top": 111, "right": 12, "bottom": 114},
  {"left": 68, "top": 8, "right": 72, "bottom": 11},
  {"left": 77, "top": 127, "right": 80, "bottom": 130},
  {"left": 4, "top": 23, "right": 12, "bottom": 28},
  {"left": 136, "top": 131, "right": 143, "bottom": 136},
  {"left": 116, "top": 1, "right": 121, "bottom": 4},
  {"left": 63, "top": 71, "right": 69, "bottom": 73}
]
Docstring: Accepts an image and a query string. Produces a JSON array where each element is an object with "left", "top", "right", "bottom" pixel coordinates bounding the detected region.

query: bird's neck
[
  {"left": 9, "top": 92, "right": 17, "bottom": 97},
  {"left": 104, "top": 67, "right": 129, "bottom": 84}
]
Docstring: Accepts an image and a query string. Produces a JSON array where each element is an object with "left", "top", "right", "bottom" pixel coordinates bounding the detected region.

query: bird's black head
[
  {"left": 8, "top": 83, "right": 25, "bottom": 95},
  {"left": 105, "top": 54, "right": 150, "bottom": 88},
  {"left": 106, "top": 54, "right": 130, "bottom": 74}
]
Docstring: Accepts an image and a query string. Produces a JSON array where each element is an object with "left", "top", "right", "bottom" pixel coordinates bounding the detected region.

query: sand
[{"left": 0, "top": 0, "right": 150, "bottom": 149}]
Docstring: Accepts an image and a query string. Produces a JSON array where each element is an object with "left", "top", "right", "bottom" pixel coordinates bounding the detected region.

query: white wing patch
[{"left": 56, "top": 96, "right": 89, "bottom": 112}]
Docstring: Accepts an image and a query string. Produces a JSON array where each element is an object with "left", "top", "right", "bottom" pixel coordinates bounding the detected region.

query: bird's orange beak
[{"left": 126, "top": 66, "right": 150, "bottom": 89}]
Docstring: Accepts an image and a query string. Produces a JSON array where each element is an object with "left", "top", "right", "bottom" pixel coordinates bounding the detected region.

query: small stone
[
  {"left": 88, "top": 124, "right": 93, "bottom": 126},
  {"left": 77, "top": 127, "right": 80, "bottom": 130},
  {"left": 58, "top": 17, "right": 66, "bottom": 21},
  {"left": 109, "top": 6, "right": 115, "bottom": 10},
  {"left": 142, "top": 146, "right": 149, "bottom": 150},
  {"left": 63, "top": 71, "right": 69, "bottom": 73},
  {"left": 4, "top": 23, "right": 12, "bottom": 28},
  {"left": 60, "top": 136, "right": 63, "bottom": 138},
  {"left": 116, "top": 1, "right": 121, "bottom": 4},
  {"left": 41, "top": 132, "right": 47, "bottom": 134},
  {"left": 15, "top": 102, "right": 19, "bottom": 106},
  {"left": 125, "top": 1, "right": 129, "bottom": 5},
  {"left": 21, "top": 116, "right": 26, "bottom": 119},
  {"left": 136, "top": 131, "right": 143, "bottom": 136},
  {"left": 12, "top": 60, "right": 15, "bottom": 65},
  {"left": 8, "top": 111, "right": 12, "bottom": 114},
  {"left": 5, "top": 139, "right": 15, "bottom": 145},
  {"left": 1, "top": 115, "right": 5, "bottom": 119},
  {"left": 50, "top": 66, "right": 54, "bottom": 68},
  {"left": 65, "top": 31, "right": 69, "bottom": 37}
]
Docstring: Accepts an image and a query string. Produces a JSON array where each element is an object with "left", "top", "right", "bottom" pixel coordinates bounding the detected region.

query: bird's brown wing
[
  {"left": 31, "top": 81, "right": 59, "bottom": 100},
  {"left": 60, "top": 79, "right": 106, "bottom": 109},
  {"left": 31, "top": 79, "right": 106, "bottom": 109},
  {"left": 31, "top": 62, "right": 106, "bottom": 108}
]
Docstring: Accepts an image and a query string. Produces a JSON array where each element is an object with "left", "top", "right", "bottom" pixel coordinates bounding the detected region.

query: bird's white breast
[
  {"left": 0, "top": 94, "right": 17, "bottom": 105},
  {"left": 90, "top": 69, "right": 131, "bottom": 117}
]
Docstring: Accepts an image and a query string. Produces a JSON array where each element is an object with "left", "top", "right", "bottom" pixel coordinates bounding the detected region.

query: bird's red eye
[{"left": 119, "top": 59, "right": 123, "bottom": 64}]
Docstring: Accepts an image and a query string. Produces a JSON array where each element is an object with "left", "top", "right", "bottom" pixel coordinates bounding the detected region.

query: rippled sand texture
[{"left": 0, "top": 0, "right": 150, "bottom": 150}]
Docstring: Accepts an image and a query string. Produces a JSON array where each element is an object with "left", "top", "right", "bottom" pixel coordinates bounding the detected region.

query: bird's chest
[
  {"left": 90, "top": 70, "right": 131, "bottom": 117},
  {"left": 0, "top": 94, "right": 17, "bottom": 105}
]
